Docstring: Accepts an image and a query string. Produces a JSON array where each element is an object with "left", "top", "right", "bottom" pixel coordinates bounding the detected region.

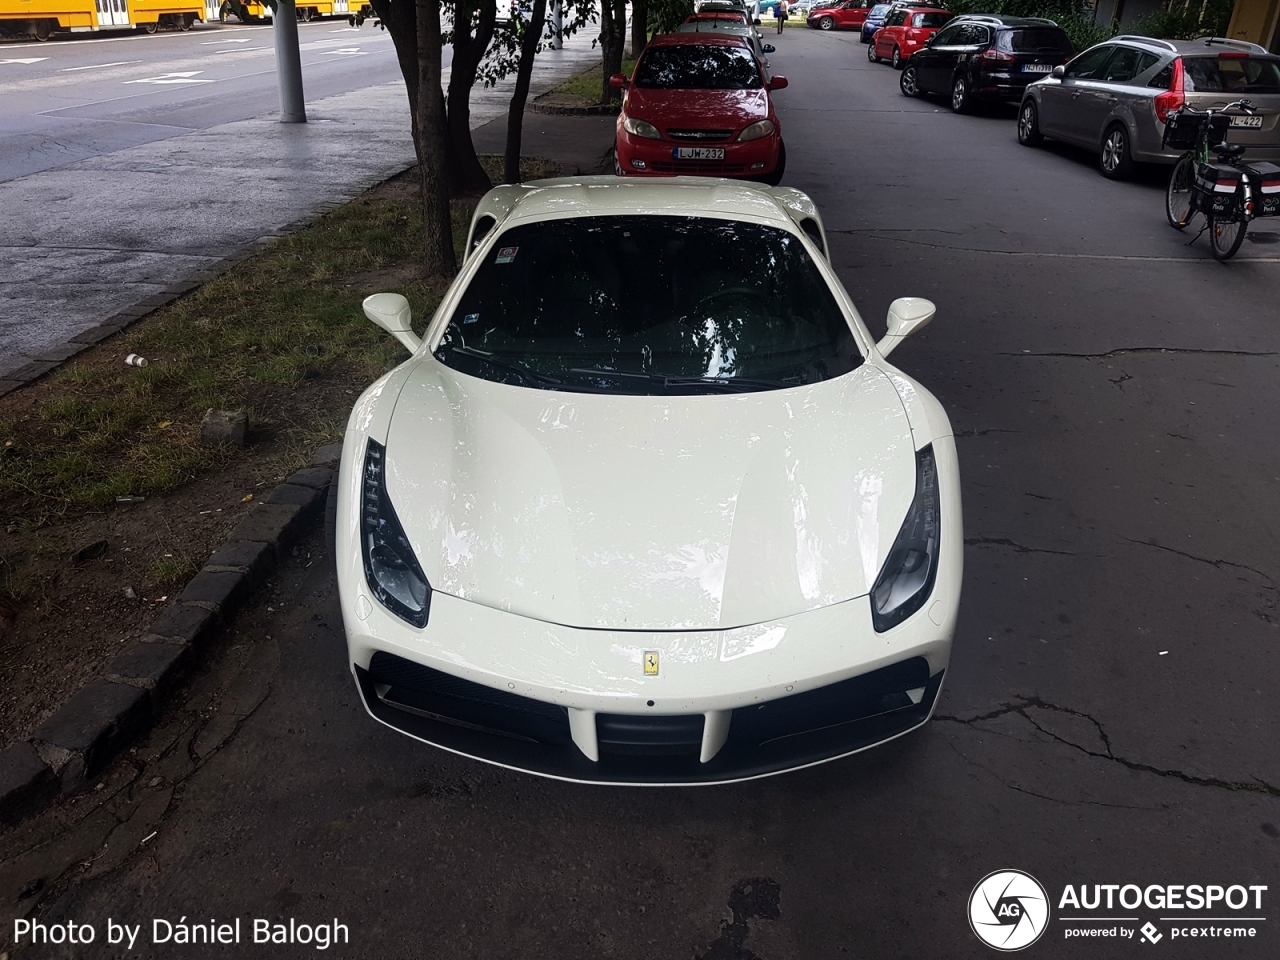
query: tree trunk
[
  {"left": 599, "top": 0, "right": 627, "bottom": 102},
  {"left": 417, "top": 0, "right": 456, "bottom": 277},
  {"left": 631, "top": 0, "right": 647, "bottom": 59},
  {"left": 447, "top": 0, "right": 498, "bottom": 196},
  {"left": 504, "top": 0, "right": 549, "bottom": 184}
]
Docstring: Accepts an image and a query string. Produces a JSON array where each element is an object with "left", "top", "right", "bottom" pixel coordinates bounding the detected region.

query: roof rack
[
  {"left": 953, "top": 14, "right": 1003, "bottom": 24},
  {"left": 1112, "top": 35, "right": 1178, "bottom": 52},
  {"left": 1020, "top": 17, "right": 1058, "bottom": 25},
  {"left": 1197, "top": 36, "right": 1269, "bottom": 54}
]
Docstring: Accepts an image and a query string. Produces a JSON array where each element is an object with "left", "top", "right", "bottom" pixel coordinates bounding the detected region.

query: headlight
[
  {"left": 361, "top": 439, "right": 431, "bottom": 627},
  {"left": 737, "top": 119, "right": 776, "bottom": 142},
  {"left": 623, "top": 117, "right": 663, "bottom": 140},
  {"left": 870, "top": 445, "right": 939, "bottom": 632}
]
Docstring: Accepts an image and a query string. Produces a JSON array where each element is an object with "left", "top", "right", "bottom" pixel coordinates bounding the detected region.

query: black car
[{"left": 898, "top": 14, "right": 1075, "bottom": 112}]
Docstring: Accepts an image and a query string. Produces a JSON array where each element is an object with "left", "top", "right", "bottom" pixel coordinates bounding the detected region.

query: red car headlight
[
  {"left": 622, "top": 117, "right": 663, "bottom": 140},
  {"left": 737, "top": 119, "right": 776, "bottom": 142}
]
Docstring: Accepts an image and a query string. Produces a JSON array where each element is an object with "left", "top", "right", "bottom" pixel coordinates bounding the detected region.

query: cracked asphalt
[{"left": 3, "top": 27, "right": 1279, "bottom": 960}]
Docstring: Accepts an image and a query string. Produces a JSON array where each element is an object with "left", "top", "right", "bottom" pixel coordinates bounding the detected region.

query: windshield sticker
[
  {"left": 495, "top": 246, "right": 519, "bottom": 264},
  {"left": 463, "top": 313, "right": 479, "bottom": 324}
]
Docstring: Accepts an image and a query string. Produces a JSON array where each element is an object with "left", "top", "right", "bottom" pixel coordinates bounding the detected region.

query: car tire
[
  {"left": 612, "top": 147, "right": 623, "bottom": 177},
  {"left": 1017, "top": 99, "right": 1043, "bottom": 146},
  {"left": 819, "top": 16, "right": 833, "bottom": 30},
  {"left": 950, "top": 74, "right": 970, "bottom": 113},
  {"left": 763, "top": 141, "right": 787, "bottom": 186},
  {"left": 891, "top": 46, "right": 903, "bottom": 69},
  {"left": 900, "top": 64, "right": 922, "bottom": 97},
  {"left": 868, "top": 41, "right": 880, "bottom": 63},
  {"left": 1100, "top": 123, "right": 1134, "bottom": 180},
  {"left": 325, "top": 480, "right": 338, "bottom": 554}
]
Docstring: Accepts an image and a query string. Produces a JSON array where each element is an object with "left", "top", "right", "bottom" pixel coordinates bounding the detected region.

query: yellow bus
[
  {"left": 0, "top": 0, "right": 205, "bottom": 38},
  {"left": 224, "top": 0, "right": 349, "bottom": 22}
]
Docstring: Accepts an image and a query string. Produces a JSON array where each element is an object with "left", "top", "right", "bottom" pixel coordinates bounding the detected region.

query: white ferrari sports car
[{"left": 335, "top": 176, "right": 962, "bottom": 785}]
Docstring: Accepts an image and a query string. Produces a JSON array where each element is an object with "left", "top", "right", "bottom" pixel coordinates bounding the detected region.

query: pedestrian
[{"left": 776, "top": 0, "right": 788, "bottom": 34}]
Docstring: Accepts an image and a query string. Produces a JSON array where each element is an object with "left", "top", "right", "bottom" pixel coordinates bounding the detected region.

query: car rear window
[
  {"left": 634, "top": 45, "right": 763, "bottom": 89},
  {"left": 1183, "top": 56, "right": 1280, "bottom": 94},
  {"left": 1000, "top": 27, "right": 1073, "bottom": 54},
  {"left": 436, "top": 216, "right": 862, "bottom": 395},
  {"left": 914, "top": 12, "right": 950, "bottom": 27}
]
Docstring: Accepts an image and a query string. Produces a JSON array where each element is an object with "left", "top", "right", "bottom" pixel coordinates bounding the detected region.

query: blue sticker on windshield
[
  {"left": 463, "top": 313, "right": 479, "bottom": 324},
  {"left": 495, "top": 246, "right": 518, "bottom": 264}
]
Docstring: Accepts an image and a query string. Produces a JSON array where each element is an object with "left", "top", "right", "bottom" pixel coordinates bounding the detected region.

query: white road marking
[
  {"left": 330, "top": 48, "right": 367, "bottom": 55},
  {"left": 124, "top": 71, "right": 214, "bottom": 84},
  {"left": 215, "top": 46, "right": 267, "bottom": 52},
  {"left": 201, "top": 37, "right": 254, "bottom": 43},
  {"left": 60, "top": 60, "right": 144, "bottom": 72},
  {"left": 0, "top": 58, "right": 49, "bottom": 65}
]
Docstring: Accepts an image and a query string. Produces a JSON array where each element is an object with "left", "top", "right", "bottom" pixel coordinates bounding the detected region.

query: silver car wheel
[
  {"left": 951, "top": 76, "right": 967, "bottom": 112},
  {"left": 1102, "top": 130, "right": 1123, "bottom": 172}
]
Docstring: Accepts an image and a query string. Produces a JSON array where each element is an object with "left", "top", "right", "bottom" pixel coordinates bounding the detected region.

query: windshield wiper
[
  {"left": 443, "top": 345, "right": 562, "bottom": 387},
  {"left": 567, "top": 368, "right": 795, "bottom": 393}
]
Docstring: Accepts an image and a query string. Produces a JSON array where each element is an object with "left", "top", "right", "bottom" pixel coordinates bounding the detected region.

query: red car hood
[{"left": 626, "top": 87, "right": 770, "bottom": 131}]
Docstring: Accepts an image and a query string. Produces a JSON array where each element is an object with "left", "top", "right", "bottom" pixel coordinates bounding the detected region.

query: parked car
[
  {"left": 1018, "top": 36, "right": 1280, "bottom": 178},
  {"left": 612, "top": 34, "right": 789, "bottom": 184},
  {"left": 340, "top": 178, "right": 962, "bottom": 784},
  {"left": 862, "top": 2, "right": 938, "bottom": 46},
  {"left": 678, "top": 19, "right": 776, "bottom": 66},
  {"left": 687, "top": 11, "right": 753, "bottom": 25},
  {"left": 869, "top": 7, "right": 952, "bottom": 68},
  {"left": 897, "top": 15, "right": 1073, "bottom": 108},
  {"left": 860, "top": 3, "right": 894, "bottom": 42},
  {"left": 807, "top": 0, "right": 872, "bottom": 31}
]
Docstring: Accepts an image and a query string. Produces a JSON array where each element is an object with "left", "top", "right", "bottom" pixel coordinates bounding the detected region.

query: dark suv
[{"left": 899, "top": 14, "right": 1075, "bottom": 112}]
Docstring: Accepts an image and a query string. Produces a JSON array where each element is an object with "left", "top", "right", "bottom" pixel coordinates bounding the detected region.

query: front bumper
[{"left": 616, "top": 129, "right": 781, "bottom": 179}]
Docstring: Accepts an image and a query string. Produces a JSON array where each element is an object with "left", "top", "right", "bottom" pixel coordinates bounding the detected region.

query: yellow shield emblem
[{"left": 643, "top": 651, "right": 659, "bottom": 676}]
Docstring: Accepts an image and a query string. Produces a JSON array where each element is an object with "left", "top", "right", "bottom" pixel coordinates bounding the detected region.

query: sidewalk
[{"left": 0, "top": 32, "right": 600, "bottom": 386}]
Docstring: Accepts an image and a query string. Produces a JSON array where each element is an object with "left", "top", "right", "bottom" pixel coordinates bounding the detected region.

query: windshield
[
  {"left": 1184, "top": 56, "right": 1280, "bottom": 94},
  {"left": 434, "top": 216, "right": 862, "bottom": 396},
  {"left": 869, "top": 4, "right": 891, "bottom": 15},
  {"left": 634, "top": 45, "right": 763, "bottom": 89}
]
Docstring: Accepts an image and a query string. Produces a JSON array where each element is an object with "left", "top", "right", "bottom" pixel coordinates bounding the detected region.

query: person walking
[{"left": 776, "top": 0, "right": 788, "bottom": 33}]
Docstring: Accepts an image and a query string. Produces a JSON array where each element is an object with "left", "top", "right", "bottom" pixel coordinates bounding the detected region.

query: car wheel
[
  {"left": 612, "top": 147, "right": 623, "bottom": 178},
  {"left": 868, "top": 41, "right": 880, "bottom": 63},
  {"left": 1017, "top": 99, "right": 1043, "bottom": 146},
  {"left": 891, "top": 46, "right": 902, "bottom": 69},
  {"left": 763, "top": 141, "right": 787, "bottom": 186},
  {"left": 819, "top": 16, "right": 833, "bottom": 30},
  {"left": 950, "top": 75, "right": 970, "bottom": 113},
  {"left": 900, "top": 64, "right": 922, "bottom": 98},
  {"left": 1100, "top": 123, "right": 1134, "bottom": 180}
]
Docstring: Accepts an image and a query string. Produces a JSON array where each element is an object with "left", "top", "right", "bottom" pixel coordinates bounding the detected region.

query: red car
[
  {"left": 869, "top": 7, "right": 952, "bottom": 69},
  {"left": 806, "top": 1, "right": 872, "bottom": 31},
  {"left": 612, "top": 34, "right": 789, "bottom": 184}
]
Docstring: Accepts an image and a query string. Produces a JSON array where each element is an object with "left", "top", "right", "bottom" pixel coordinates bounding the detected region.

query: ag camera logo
[{"left": 969, "top": 870, "right": 1050, "bottom": 951}]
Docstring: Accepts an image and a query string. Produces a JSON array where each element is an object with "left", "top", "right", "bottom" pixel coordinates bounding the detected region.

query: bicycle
[{"left": 1164, "top": 99, "right": 1280, "bottom": 260}]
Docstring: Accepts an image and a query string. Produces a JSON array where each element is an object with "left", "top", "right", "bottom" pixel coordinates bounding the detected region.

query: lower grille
[
  {"left": 597, "top": 713, "right": 704, "bottom": 757},
  {"left": 649, "top": 161, "right": 748, "bottom": 175},
  {"left": 367, "top": 651, "right": 571, "bottom": 745}
]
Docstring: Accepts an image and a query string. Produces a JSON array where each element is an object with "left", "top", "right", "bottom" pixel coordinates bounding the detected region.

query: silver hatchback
[{"left": 1017, "top": 36, "right": 1280, "bottom": 179}]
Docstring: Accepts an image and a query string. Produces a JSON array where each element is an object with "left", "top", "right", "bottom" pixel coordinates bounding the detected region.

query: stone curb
[{"left": 0, "top": 452, "right": 339, "bottom": 826}]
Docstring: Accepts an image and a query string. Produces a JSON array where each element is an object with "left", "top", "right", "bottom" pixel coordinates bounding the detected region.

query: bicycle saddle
[{"left": 1213, "top": 142, "right": 1247, "bottom": 159}]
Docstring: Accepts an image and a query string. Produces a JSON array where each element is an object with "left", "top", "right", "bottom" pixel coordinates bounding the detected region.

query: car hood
[
  {"left": 383, "top": 361, "right": 917, "bottom": 631},
  {"left": 626, "top": 87, "right": 769, "bottom": 130}
]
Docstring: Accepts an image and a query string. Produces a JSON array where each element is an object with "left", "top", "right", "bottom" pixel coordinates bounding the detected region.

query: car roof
[
  {"left": 646, "top": 32, "right": 754, "bottom": 48},
  {"left": 678, "top": 20, "right": 755, "bottom": 35},
  {"left": 485, "top": 177, "right": 804, "bottom": 231},
  {"left": 951, "top": 14, "right": 1061, "bottom": 27}
]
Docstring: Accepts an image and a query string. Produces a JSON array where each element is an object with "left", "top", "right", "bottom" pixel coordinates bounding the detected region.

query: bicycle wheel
[
  {"left": 1208, "top": 213, "right": 1247, "bottom": 260},
  {"left": 1165, "top": 154, "right": 1195, "bottom": 229}
]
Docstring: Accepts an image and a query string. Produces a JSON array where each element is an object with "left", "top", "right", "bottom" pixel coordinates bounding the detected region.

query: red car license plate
[{"left": 674, "top": 147, "right": 726, "bottom": 160}]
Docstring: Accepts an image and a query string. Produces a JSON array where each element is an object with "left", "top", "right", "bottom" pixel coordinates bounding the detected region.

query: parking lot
[{"left": 3, "top": 22, "right": 1279, "bottom": 960}]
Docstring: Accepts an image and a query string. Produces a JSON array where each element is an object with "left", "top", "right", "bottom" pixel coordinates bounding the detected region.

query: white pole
[
  {"left": 550, "top": 0, "right": 563, "bottom": 49},
  {"left": 274, "top": 0, "right": 307, "bottom": 123}
]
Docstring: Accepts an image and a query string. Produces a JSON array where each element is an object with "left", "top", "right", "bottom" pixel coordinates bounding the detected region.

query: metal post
[
  {"left": 273, "top": 0, "right": 307, "bottom": 123},
  {"left": 549, "top": 0, "right": 562, "bottom": 49}
]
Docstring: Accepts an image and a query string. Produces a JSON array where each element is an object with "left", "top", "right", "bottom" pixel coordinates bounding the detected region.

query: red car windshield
[{"left": 634, "top": 45, "right": 764, "bottom": 90}]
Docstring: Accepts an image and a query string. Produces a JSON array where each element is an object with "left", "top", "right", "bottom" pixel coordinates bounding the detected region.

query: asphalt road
[{"left": 4, "top": 26, "right": 1280, "bottom": 960}]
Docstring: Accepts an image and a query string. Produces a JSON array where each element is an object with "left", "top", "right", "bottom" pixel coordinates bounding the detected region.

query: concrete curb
[{"left": 0, "top": 443, "right": 342, "bottom": 826}]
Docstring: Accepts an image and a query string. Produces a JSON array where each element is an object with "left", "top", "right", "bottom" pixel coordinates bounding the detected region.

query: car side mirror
[
  {"left": 1052, "top": 65, "right": 1065, "bottom": 78},
  {"left": 609, "top": 72, "right": 628, "bottom": 90},
  {"left": 763, "top": 43, "right": 776, "bottom": 52},
  {"left": 878, "top": 297, "right": 935, "bottom": 357},
  {"left": 363, "top": 293, "right": 421, "bottom": 352},
  {"left": 769, "top": 75, "right": 788, "bottom": 90}
]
